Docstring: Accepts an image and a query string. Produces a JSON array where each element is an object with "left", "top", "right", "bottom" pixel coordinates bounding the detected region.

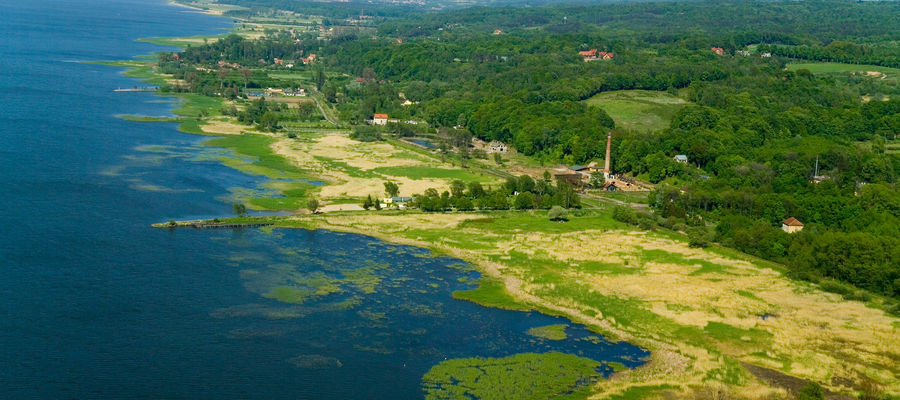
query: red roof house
[{"left": 781, "top": 217, "right": 804, "bottom": 233}]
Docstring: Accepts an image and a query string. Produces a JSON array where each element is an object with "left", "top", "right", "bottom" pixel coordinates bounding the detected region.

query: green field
[
  {"left": 786, "top": 62, "right": 900, "bottom": 78},
  {"left": 585, "top": 90, "right": 688, "bottom": 133}
]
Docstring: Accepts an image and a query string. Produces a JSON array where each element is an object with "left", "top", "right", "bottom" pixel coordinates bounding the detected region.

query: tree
[
  {"left": 307, "top": 198, "right": 319, "bottom": 213},
  {"left": 467, "top": 181, "right": 485, "bottom": 199},
  {"left": 374, "top": 197, "right": 382, "bottom": 210},
  {"left": 455, "top": 196, "right": 475, "bottom": 211},
  {"left": 239, "top": 68, "right": 252, "bottom": 88},
  {"left": 363, "top": 195, "right": 374, "bottom": 210},
  {"left": 233, "top": 202, "right": 247, "bottom": 217},
  {"left": 515, "top": 192, "right": 536, "bottom": 210},
  {"left": 450, "top": 180, "right": 466, "bottom": 198},
  {"left": 589, "top": 172, "right": 606, "bottom": 189},
  {"left": 549, "top": 206, "right": 568, "bottom": 221},
  {"left": 384, "top": 181, "right": 400, "bottom": 198},
  {"left": 315, "top": 65, "right": 326, "bottom": 91}
]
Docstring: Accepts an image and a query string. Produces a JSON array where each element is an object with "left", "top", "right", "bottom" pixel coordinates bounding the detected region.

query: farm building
[
  {"left": 782, "top": 217, "right": 804, "bottom": 233},
  {"left": 674, "top": 154, "right": 689, "bottom": 163}
]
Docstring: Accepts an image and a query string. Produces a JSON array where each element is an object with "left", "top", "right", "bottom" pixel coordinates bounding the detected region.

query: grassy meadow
[
  {"left": 786, "top": 62, "right": 900, "bottom": 78},
  {"left": 585, "top": 90, "right": 688, "bottom": 133}
]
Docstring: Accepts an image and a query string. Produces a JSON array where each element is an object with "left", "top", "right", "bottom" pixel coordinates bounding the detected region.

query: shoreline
[{"left": 115, "top": 4, "right": 900, "bottom": 398}]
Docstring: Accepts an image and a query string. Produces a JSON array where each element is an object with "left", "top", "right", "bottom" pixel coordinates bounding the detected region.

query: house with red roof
[
  {"left": 782, "top": 217, "right": 804, "bottom": 233},
  {"left": 711, "top": 47, "right": 725, "bottom": 56},
  {"left": 579, "top": 49, "right": 598, "bottom": 61},
  {"left": 373, "top": 114, "right": 388, "bottom": 125}
]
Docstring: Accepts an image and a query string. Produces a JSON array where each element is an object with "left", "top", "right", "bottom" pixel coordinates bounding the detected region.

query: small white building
[
  {"left": 373, "top": 113, "right": 388, "bottom": 125},
  {"left": 674, "top": 154, "right": 688, "bottom": 164},
  {"left": 488, "top": 141, "right": 508, "bottom": 153}
]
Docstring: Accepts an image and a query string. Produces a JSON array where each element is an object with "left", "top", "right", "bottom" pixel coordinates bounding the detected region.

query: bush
[
  {"left": 797, "top": 382, "right": 824, "bottom": 400},
  {"left": 548, "top": 206, "right": 568, "bottom": 221},
  {"left": 687, "top": 227, "right": 710, "bottom": 248}
]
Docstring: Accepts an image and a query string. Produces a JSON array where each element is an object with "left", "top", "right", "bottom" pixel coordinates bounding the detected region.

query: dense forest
[{"left": 167, "top": 0, "right": 900, "bottom": 310}]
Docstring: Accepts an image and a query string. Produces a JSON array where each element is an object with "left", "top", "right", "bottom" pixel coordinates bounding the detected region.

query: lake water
[{"left": 0, "top": 0, "right": 647, "bottom": 398}]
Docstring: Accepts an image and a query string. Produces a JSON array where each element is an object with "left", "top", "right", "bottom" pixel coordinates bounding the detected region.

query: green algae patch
[
  {"left": 264, "top": 286, "right": 314, "bottom": 304},
  {"left": 422, "top": 352, "right": 602, "bottom": 400},
  {"left": 526, "top": 324, "right": 568, "bottom": 341},
  {"left": 287, "top": 354, "right": 343, "bottom": 369}
]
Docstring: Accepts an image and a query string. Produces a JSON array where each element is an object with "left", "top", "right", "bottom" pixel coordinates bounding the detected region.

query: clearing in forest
[
  {"left": 786, "top": 62, "right": 900, "bottom": 78},
  {"left": 585, "top": 90, "right": 688, "bottom": 133}
]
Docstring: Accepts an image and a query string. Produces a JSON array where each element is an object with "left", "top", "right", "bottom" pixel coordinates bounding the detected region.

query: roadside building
[
  {"left": 373, "top": 113, "right": 389, "bottom": 125},
  {"left": 782, "top": 217, "right": 804, "bottom": 233}
]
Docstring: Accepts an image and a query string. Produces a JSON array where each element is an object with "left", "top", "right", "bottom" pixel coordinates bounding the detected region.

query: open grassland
[
  {"left": 585, "top": 90, "right": 688, "bottom": 133},
  {"left": 211, "top": 209, "right": 900, "bottom": 399},
  {"left": 138, "top": 34, "right": 225, "bottom": 49},
  {"left": 786, "top": 62, "right": 900, "bottom": 78}
]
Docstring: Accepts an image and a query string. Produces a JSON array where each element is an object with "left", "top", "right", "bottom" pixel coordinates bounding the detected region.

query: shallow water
[{"left": 0, "top": 1, "right": 647, "bottom": 398}]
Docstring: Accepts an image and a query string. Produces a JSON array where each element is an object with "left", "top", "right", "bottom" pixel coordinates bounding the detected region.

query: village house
[
  {"left": 488, "top": 141, "right": 508, "bottom": 153},
  {"left": 674, "top": 154, "right": 689, "bottom": 164},
  {"left": 301, "top": 54, "right": 317, "bottom": 64},
  {"left": 372, "top": 113, "right": 388, "bottom": 125},
  {"left": 493, "top": 29, "right": 502, "bottom": 35},
  {"left": 603, "top": 181, "right": 619, "bottom": 191},
  {"left": 760, "top": 52, "right": 772, "bottom": 58},
  {"left": 736, "top": 50, "right": 751, "bottom": 56},
  {"left": 711, "top": 47, "right": 725, "bottom": 56},
  {"left": 579, "top": 49, "right": 598, "bottom": 61},
  {"left": 598, "top": 51, "right": 615, "bottom": 60},
  {"left": 782, "top": 217, "right": 804, "bottom": 233}
]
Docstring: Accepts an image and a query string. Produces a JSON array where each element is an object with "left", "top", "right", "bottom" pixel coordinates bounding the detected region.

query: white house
[{"left": 373, "top": 113, "right": 388, "bottom": 125}]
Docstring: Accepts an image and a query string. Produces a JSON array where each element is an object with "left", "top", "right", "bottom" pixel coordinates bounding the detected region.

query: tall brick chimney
[{"left": 604, "top": 132, "right": 612, "bottom": 174}]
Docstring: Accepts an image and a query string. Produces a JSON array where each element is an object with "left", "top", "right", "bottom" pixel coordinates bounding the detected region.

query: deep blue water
[{"left": 0, "top": 1, "right": 647, "bottom": 398}]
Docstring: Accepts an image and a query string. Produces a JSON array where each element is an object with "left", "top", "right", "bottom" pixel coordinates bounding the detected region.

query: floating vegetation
[
  {"left": 228, "top": 326, "right": 291, "bottom": 339},
  {"left": 287, "top": 354, "right": 343, "bottom": 369},
  {"left": 264, "top": 286, "right": 315, "bottom": 304},
  {"left": 526, "top": 324, "right": 568, "bottom": 341},
  {"left": 422, "top": 352, "right": 603, "bottom": 400},
  {"left": 341, "top": 267, "right": 382, "bottom": 294}
]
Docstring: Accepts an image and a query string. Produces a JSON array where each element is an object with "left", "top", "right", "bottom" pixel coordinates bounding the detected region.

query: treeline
[
  {"left": 762, "top": 42, "right": 900, "bottom": 69},
  {"left": 376, "top": 175, "right": 581, "bottom": 212}
]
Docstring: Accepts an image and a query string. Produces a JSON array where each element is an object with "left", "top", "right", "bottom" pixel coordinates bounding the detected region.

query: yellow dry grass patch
[
  {"left": 310, "top": 134, "right": 424, "bottom": 170},
  {"left": 263, "top": 130, "right": 465, "bottom": 202},
  {"left": 201, "top": 120, "right": 247, "bottom": 135}
]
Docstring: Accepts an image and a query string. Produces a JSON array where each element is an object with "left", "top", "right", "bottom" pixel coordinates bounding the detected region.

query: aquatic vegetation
[
  {"left": 264, "top": 286, "right": 315, "bottom": 304},
  {"left": 526, "top": 324, "right": 568, "bottom": 341},
  {"left": 287, "top": 354, "right": 343, "bottom": 369},
  {"left": 422, "top": 352, "right": 603, "bottom": 400}
]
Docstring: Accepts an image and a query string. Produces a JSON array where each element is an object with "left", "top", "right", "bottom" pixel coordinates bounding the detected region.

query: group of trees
[{"left": 408, "top": 174, "right": 580, "bottom": 212}]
